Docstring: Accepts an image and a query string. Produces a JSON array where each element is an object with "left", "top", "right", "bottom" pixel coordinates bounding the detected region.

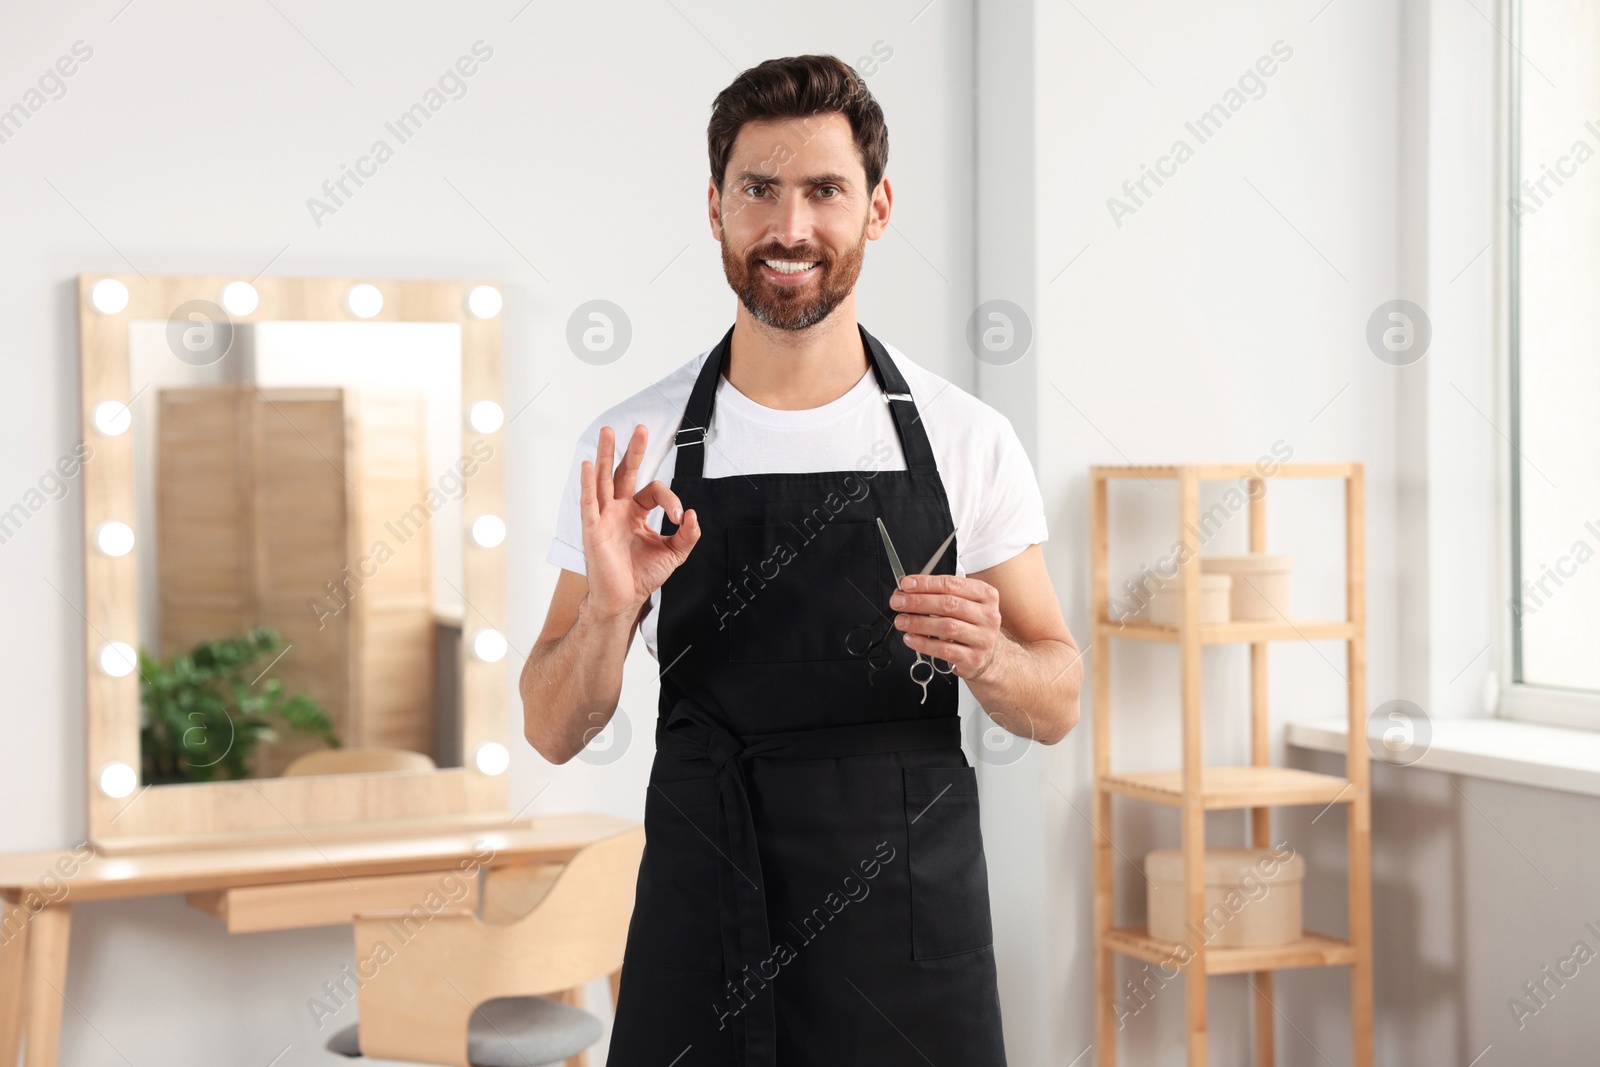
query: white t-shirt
[{"left": 545, "top": 336, "right": 1049, "bottom": 659}]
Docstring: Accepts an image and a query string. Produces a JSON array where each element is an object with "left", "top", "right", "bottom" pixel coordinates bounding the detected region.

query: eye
[
  {"left": 745, "top": 183, "right": 770, "bottom": 198},
  {"left": 815, "top": 185, "right": 840, "bottom": 199}
]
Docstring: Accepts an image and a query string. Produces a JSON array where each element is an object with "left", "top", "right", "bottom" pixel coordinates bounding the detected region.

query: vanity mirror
[{"left": 77, "top": 275, "right": 513, "bottom": 851}]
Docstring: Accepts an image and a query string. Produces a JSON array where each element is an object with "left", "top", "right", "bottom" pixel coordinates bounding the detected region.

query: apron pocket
[
  {"left": 903, "top": 764, "right": 995, "bottom": 960},
  {"left": 724, "top": 519, "right": 885, "bottom": 664},
  {"left": 627, "top": 775, "right": 724, "bottom": 972}
]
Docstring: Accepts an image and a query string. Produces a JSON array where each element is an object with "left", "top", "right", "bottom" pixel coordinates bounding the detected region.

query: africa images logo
[
  {"left": 1106, "top": 40, "right": 1294, "bottom": 229},
  {"left": 306, "top": 41, "right": 494, "bottom": 228}
]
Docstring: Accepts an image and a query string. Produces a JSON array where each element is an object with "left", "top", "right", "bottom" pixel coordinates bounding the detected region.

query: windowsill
[{"left": 1286, "top": 716, "right": 1600, "bottom": 799}]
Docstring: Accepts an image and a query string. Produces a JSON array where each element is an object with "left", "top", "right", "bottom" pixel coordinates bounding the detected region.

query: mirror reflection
[{"left": 127, "top": 319, "right": 466, "bottom": 782}]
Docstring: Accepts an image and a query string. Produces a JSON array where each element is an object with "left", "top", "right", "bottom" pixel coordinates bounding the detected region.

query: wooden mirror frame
[{"left": 77, "top": 274, "right": 511, "bottom": 852}]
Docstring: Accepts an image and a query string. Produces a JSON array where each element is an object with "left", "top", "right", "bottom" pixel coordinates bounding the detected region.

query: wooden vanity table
[
  {"left": 0, "top": 275, "right": 638, "bottom": 1066},
  {"left": 0, "top": 814, "right": 637, "bottom": 1067}
]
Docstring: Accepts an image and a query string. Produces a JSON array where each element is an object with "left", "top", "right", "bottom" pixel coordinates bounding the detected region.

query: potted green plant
[{"left": 139, "top": 626, "right": 339, "bottom": 784}]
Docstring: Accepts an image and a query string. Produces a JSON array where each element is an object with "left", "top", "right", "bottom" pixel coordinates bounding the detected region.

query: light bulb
[
  {"left": 98, "top": 641, "right": 137, "bottom": 677},
  {"left": 91, "top": 279, "right": 129, "bottom": 314},
  {"left": 474, "top": 742, "right": 510, "bottom": 776},
  {"left": 346, "top": 283, "right": 383, "bottom": 319},
  {"left": 467, "top": 285, "right": 503, "bottom": 319},
  {"left": 95, "top": 521, "right": 135, "bottom": 557},
  {"left": 93, "top": 400, "right": 131, "bottom": 437},
  {"left": 472, "top": 629, "right": 508, "bottom": 662},
  {"left": 468, "top": 400, "right": 503, "bottom": 434},
  {"left": 221, "top": 281, "right": 259, "bottom": 316},
  {"left": 471, "top": 515, "right": 506, "bottom": 548},
  {"left": 99, "top": 761, "right": 137, "bottom": 799}
]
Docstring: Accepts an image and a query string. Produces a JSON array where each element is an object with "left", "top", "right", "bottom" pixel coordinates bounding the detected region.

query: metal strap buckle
[
  {"left": 675, "top": 424, "right": 708, "bottom": 447},
  {"left": 883, "top": 392, "right": 913, "bottom": 403}
]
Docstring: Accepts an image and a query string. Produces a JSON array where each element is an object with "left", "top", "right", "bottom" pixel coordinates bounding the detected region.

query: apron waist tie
[{"left": 658, "top": 698, "right": 962, "bottom": 1067}]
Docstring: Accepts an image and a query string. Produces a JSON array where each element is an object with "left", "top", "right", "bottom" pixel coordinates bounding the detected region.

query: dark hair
[{"left": 707, "top": 55, "right": 888, "bottom": 196}]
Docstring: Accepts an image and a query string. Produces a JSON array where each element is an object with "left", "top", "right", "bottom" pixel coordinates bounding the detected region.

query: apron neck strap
[{"left": 672, "top": 322, "right": 937, "bottom": 478}]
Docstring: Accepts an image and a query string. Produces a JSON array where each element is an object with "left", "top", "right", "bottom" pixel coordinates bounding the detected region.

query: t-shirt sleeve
[
  {"left": 545, "top": 425, "right": 592, "bottom": 576},
  {"left": 959, "top": 417, "right": 1049, "bottom": 575}
]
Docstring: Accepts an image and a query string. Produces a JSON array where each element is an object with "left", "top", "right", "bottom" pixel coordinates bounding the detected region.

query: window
[{"left": 1505, "top": 0, "right": 1600, "bottom": 730}]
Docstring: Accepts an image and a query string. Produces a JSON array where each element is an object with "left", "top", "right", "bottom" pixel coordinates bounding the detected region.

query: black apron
[{"left": 606, "top": 323, "right": 1007, "bottom": 1067}]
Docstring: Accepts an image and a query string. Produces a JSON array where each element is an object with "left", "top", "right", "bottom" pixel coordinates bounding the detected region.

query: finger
[
  {"left": 614, "top": 423, "right": 648, "bottom": 500},
  {"left": 899, "top": 573, "right": 997, "bottom": 603},
  {"left": 890, "top": 589, "right": 998, "bottom": 628},
  {"left": 896, "top": 611, "right": 991, "bottom": 649},
  {"left": 902, "top": 631, "right": 982, "bottom": 672},
  {"left": 595, "top": 425, "right": 616, "bottom": 505},
  {"left": 665, "top": 507, "right": 701, "bottom": 561},
  {"left": 579, "top": 459, "right": 600, "bottom": 535},
  {"left": 634, "top": 479, "right": 684, "bottom": 523}
]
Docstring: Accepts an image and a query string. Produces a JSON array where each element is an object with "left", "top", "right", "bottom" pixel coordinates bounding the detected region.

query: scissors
[
  {"left": 876, "top": 518, "right": 959, "bottom": 705},
  {"left": 844, "top": 610, "right": 894, "bottom": 683}
]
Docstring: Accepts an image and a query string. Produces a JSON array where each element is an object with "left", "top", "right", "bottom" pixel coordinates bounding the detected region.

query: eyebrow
[{"left": 732, "top": 170, "right": 853, "bottom": 189}]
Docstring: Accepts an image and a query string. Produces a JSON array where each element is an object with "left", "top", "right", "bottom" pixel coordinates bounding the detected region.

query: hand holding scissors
[{"left": 876, "top": 519, "right": 959, "bottom": 705}]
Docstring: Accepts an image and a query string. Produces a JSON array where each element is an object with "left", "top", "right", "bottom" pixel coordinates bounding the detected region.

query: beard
[{"left": 720, "top": 218, "right": 868, "bottom": 332}]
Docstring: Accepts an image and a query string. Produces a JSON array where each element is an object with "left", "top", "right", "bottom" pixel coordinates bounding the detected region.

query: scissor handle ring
[{"left": 845, "top": 625, "right": 876, "bottom": 658}]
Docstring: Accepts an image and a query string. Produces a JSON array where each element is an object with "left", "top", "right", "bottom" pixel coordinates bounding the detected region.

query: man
[{"left": 525, "top": 54, "right": 1081, "bottom": 1067}]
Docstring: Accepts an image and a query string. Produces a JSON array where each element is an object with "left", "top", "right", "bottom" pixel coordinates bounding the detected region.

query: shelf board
[
  {"left": 1100, "top": 766, "right": 1355, "bottom": 809},
  {"left": 1096, "top": 617, "right": 1359, "bottom": 644},
  {"left": 1105, "top": 926, "right": 1358, "bottom": 975},
  {"left": 1090, "top": 462, "right": 1360, "bottom": 482}
]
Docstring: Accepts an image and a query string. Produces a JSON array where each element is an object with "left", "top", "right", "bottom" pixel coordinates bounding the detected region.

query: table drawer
[{"left": 186, "top": 870, "right": 469, "bottom": 933}]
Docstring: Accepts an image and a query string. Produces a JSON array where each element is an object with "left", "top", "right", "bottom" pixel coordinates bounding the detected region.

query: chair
[
  {"left": 325, "top": 826, "right": 644, "bottom": 1067},
  {"left": 282, "top": 747, "right": 437, "bottom": 777}
]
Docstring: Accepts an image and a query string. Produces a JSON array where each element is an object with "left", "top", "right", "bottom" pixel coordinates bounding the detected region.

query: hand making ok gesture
[{"left": 579, "top": 423, "right": 701, "bottom": 620}]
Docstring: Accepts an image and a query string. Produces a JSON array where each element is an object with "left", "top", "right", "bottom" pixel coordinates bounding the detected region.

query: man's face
[{"left": 710, "top": 113, "right": 889, "bottom": 331}]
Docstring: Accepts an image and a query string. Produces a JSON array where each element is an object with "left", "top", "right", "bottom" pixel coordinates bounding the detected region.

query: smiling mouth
[{"left": 760, "top": 259, "right": 819, "bottom": 275}]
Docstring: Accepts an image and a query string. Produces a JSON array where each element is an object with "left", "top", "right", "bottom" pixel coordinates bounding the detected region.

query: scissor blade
[
  {"left": 917, "top": 528, "right": 958, "bottom": 575},
  {"left": 876, "top": 517, "right": 907, "bottom": 583}
]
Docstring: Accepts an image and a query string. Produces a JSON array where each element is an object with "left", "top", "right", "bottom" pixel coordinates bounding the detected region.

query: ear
[
  {"left": 865, "top": 175, "right": 893, "bottom": 240},
  {"left": 707, "top": 177, "right": 723, "bottom": 240}
]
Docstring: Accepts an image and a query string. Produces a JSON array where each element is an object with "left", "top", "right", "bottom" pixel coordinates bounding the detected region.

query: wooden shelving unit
[{"left": 1089, "top": 463, "right": 1373, "bottom": 1067}]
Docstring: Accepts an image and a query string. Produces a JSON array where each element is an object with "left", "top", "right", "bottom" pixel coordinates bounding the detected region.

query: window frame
[{"left": 1498, "top": 0, "right": 1600, "bottom": 733}]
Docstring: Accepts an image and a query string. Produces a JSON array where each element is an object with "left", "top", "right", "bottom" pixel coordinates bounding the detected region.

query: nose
[{"left": 768, "top": 187, "right": 814, "bottom": 252}]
